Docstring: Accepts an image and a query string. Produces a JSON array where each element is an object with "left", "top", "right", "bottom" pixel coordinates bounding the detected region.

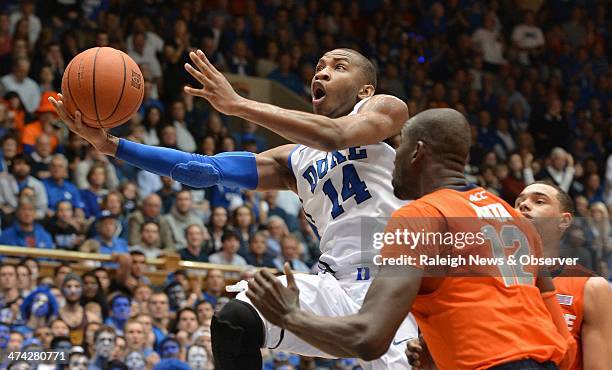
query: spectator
[
  {"left": 8, "top": 1, "right": 41, "bottom": 46},
  {"left": 169, "top": 101, "right": 196, "bottom": 153},
  {"left": 100, "top": 191, "right": 128, "bottom": 240},
  {"left": 21, "top": 92, "right": 62, "bottom": 154},
  {"left": 0, "top": 57, "right": 40, "bottom": 113},
  {"left": 511, "top": 11, "right": 545, "bottom": 65},
  {"left": 207, "top": 207, "right": 229, "bottom": 253},
  {"left": 201, "top": 270, "right": 225, "bottom": 306},
  {"left": 89, "top": 325, "right": 116, "bottom": 370},
  {"left": 124, "top": 318, "right": 159, "bottom": 367},
  {"left": 178, "top": 224, "right": 211, "bottom": 263},
  {"left": 208, "top": 231, "right": 247, "bottom": 267},
  {"left": 0, "top": 136, "right": 18, "bottom": 174},
  {"left": 147, "top": 292, "right": 169, "bottom": 350},
  {"left": 227, "top": 39, "right": 254, "bottom": 76},
  {"left": 80, "top": 211, "right": 128, "bottom": 256},
  {"left": 130, "top": 222, "right": 162, "bottom": 259},
  {"left": 74, "top": 147, "right": 120, "bottom": 190},
  {"left": 165, "top": 190, "right": 204, "bottom": 249},
  {"left": 583, "top": 173, "right": 605, "bottom": 204},
  {"left": 265, "top": 215, "right": 289, "bottom": 256},
  {"left": 537, "top": 148, "right": 575, "bottom": 193},
  {"left": 80, "top": 163, "right": 109, "bottom": 219},
  {"left": 501, "top": 153, "right": 535, "bottom": 204},
  {"left": 43, "top": 200, "right": 83, "bottom": 251},
  {"left": 587, "top": 202, "right": 611, "bottom": 261},
  {"left": 0, "top": 264, "right": 20, "bottom": 323},
  {"left": 81, "top": 271, "right": 109, "bottom": 322},
  {"left": 156, "top": 176, "right": 177, "bottom": 215},
  {"left": 471, "top": 12, "right": 505, "bottom": 69},
  {"left": 273, "top": 234, "right": 310, "bottom": 273},
  {"left": 105, "top": 294, "right": 131, "bottom": 337},
  {"left": 0, "top": 198, "right": 53, "bottom": 248},
  {"left": 127, "top": 194, "right": 173, "bottom": 250},
  {"left": 231, "top": 205, "right": 256, "bottom": 256},
  {"left": 244, "top": 231, "right": 275, "bottom": 268},
  {"left": 0, "top": 154, "right": 47, "bottom": 219},
  {"left": 267, "top": 53, "right": 302, "bottom": 95},
  {"left": 27, "top": 134, "right": 54, "bottom": 180},
  {"left": 141, "top": 106, "right": 163, "bottom": 146},
  {"left": 43, "top": 154, "right": 84, "bottom": 217},
  {"left": 128, "top": 32, "right": 162, "bottom": 83},
  {"left": 58, "top": 273, "right": 86, "bottom": 345}
]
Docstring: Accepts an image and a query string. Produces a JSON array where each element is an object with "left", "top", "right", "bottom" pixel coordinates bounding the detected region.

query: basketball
[{"left": 61, "top": 47, "right": 144, "bottom": 128}]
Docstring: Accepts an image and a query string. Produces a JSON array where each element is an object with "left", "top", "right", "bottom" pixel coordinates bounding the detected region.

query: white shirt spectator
[
  {"left": 173, "top": 121, "right": 197, "bottom": 153},
  {"left": 127, "top": 31, "right": 164, "bottom": 58},
  {"left": 472, "top": 28, "right": 505, "bottom": 65},
  {"left": 9, "top": 11, "right": 41, "bottom": 46},
  {"left": 512, "top": 24, "right": 545, "bottom": 49},
  {"left": 1, "top": 73, "right": 41, "bottom": 113}
]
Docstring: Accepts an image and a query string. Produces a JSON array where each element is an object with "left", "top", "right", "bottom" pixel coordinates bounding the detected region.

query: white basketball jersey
[{"left": 289, "top": 98, "right": 406, "bottom": 274}]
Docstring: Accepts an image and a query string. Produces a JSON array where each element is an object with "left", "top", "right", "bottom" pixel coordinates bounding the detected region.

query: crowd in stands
[{"left": 0, "top": 0, "right": 609, "bottom": 369}]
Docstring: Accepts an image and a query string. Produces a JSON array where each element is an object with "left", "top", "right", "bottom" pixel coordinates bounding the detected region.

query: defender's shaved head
[
  {"left": 393, "top": 108, "right": 471, "bottom": 199},
  {"left": 402, "top": 108, "right": 471, "bottom": 163}
]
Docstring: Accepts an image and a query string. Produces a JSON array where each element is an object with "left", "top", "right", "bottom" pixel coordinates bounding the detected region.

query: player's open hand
[
  {"left": 246, "top": 263, "right": 300, "bottom": 328},
  {"left": 48, "top": 94, "right": 117, "bottom": 156},
  {"left": 184, "top": 49, "right": 245, "bottom": 115}
]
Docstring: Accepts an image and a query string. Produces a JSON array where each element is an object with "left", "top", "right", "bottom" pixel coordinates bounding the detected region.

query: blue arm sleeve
[{"left": 116, "top": 139, "right": 258, "bottom": 189}]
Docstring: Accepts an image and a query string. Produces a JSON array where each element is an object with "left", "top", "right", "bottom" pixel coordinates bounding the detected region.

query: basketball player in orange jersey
[
  {"left": 247, "top": 108, "right": 577, "bottom": 370},
  {"left": 516, "top": 182, "right": 611, "bottom": 369},
  {"left": 407, "top": 182, "right": 611, "bottom": 370}
]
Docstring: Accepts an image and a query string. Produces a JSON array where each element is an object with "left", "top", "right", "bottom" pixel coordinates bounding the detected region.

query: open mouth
[{"left": 312, "top": 83, "right": 326, "bottom": 103}]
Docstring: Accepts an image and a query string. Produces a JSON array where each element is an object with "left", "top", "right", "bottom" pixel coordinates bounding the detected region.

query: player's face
[
  {"left": 392, "top": 134, "right": 420, "bottom": 200},
  {"left": 515, "top": 183, "right": 570, "bottom": 242},
  {"left": 312, "top": 50, "right": 364, "bottom": 118},
  {"left": 515, "top": 184, "right": 562, "bottom": 219}
]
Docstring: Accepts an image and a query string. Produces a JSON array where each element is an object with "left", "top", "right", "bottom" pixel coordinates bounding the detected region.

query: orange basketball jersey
[
  {"left": 382, "top": 185, "right": 568, "bottom": 370},
  {"left": 553, "top": 266, "right": 595, "bottom": 370}
]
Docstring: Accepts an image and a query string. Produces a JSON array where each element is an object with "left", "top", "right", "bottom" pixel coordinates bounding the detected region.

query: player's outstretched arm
[
  {"left": 581, "top": 277, "right": 611, "bottom": 370},
  {"left": 247, "top": 263, "right": 421, "bottom": 360},
  {"left": 49, "top": 95, "right": 296, "bottom": 191},
  {"left": 184, "top": 50, "right": 408, "bottom": 151}
]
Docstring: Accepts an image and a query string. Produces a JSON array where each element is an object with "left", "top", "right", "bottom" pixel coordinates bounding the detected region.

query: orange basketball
[{"left": 61, "top": 47, "right": 144, "bottom": 128}]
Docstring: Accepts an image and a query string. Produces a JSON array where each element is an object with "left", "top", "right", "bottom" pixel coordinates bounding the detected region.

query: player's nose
[{"left": 314, "top": 68, "right": 331, "bottom": 81}]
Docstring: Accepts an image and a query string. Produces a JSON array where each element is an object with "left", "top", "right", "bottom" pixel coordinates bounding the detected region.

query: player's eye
[
  {"left": 336, "top": 64, "right": 346, "bottom": 70},
  {"left": 315, "top": 65, "right": 324, "bottom": 72}
]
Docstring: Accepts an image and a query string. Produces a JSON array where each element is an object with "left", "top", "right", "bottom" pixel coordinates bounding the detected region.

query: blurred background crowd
[{"left": 0, "top": 0, "right": 609, "bottom": 369}]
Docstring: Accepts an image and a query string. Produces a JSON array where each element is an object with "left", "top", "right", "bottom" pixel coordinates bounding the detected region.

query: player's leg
[
  {"left": 218, "top": 272, "right": 360, "bottom": 359},
  {"left": 211, "top": 299, "right": 264, "bottom": 370}
]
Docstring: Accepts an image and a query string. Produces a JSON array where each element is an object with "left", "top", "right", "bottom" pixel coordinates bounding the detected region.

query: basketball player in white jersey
[{"left": 49, "top": 48, "right": 417, "bottom": 369}]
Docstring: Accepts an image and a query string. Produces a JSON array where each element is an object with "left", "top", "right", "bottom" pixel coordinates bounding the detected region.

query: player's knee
[{"left": 212, "top": 299, "right": 264, "bottom": 353}]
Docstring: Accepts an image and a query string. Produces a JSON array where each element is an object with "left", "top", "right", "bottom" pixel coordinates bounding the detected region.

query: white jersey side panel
[{"left": 289, "top": 98, "right": 406, "bottom": 273}]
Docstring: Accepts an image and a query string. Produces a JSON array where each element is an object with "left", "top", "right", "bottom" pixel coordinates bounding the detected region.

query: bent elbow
[{"left": 355, "top": 337, "right": 390, "bottom": 362}]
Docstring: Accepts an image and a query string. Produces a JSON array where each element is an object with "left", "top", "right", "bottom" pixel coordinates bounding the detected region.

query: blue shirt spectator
[
  {"left": 0, "top": 199, "right": 53, "bottom": 248},
  {"left": 267, "top": 54, "right": 303, "bottom": 95},
  {"left": 43, "top": 155, "right": 84, "bottom": 212}
]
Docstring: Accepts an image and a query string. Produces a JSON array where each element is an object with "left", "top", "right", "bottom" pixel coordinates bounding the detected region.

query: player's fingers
[
  {"left": 284, "top": 263, "right": 297, "bottom": 291},
  {"left": 184, "top": 61, "right": 212, "bottom": 85},
  {"left": 260, "top": 268, "right": 278, "bottom": 284},
  {"left": 196, "top": 49, "right": 216, "bottom": 73},
  {"left": 189, "top": 51, "right": 212, "bottom": 76},
  {"left": 254, "top": 270, "right": 274, "bottom": 292},
  {"left": 183, "top": 86, "right": 207, "bottom": 98}
]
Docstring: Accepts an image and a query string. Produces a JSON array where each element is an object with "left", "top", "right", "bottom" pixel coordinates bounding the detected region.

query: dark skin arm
[
  {"left": 47, "top": 96, "right": 297, "bottom": 192},
  {"left": 247, "top": 263, "right": 422, "bottom": 361},
  {"left": 184, "top": 50, "right": 408, "bottom": 151}
]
